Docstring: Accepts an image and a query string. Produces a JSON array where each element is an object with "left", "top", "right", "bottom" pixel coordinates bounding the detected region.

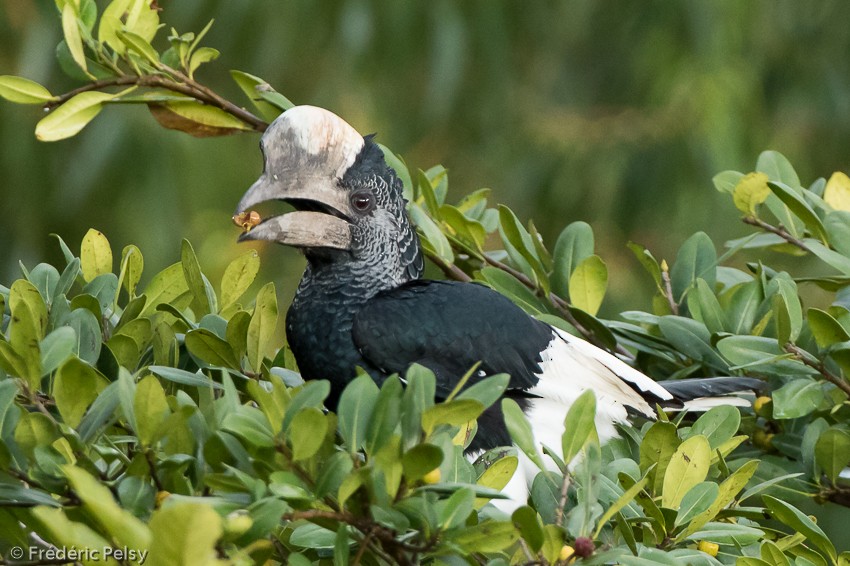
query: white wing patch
[{"left": 529, "top": 327, "right": 668, "bottom": 421}]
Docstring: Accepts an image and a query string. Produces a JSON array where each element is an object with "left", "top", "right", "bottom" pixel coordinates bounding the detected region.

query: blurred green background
[
  {"left": 3, "top": 0, "right": 850, "bottom": 312},
  {"left": 3, "top": 0, "right": 850, "bottom": 547}
]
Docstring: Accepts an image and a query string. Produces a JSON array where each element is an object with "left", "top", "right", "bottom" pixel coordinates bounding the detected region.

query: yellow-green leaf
[
  {"left": 140, "top": 263, "right": 189, "bottom": 317},
  {"left": 246, "top": 282, "right": 278, "bottom": 372},
  {"left": 116, "top": 29, "right": 160, "bottom": 65},
  {"left": 120, "top": 244, "right": 144, "bottom": 297},
  {"left": 220, "top": 250, "right": 260, "bottom": 309},
  {"left": 568, "top": 255, "right": 607, "bottom": 315},
  {"left": 662, "top": 434, "right": 711, "bottom": 508},
  {"left": 64, "top": 466, "right": 152, "bottom": 550},
  {"left": 134, "top": 374, "right": 170, "bottom": 447},
  {"left": 188, "top": 47, "right": 220, "bottom": 77},
  {"left": 0, "top": 75, "right": 55, "bottom": 104},
  {"left": 61, "top": 2, "right": 87, "bottom": 74},
  {"left": 80, "top": 228, "right": 113, "bottom": 282},
  {"left": 825, "top": 171, "right": 850, "bottom": 212},
  {"left": 733, "top": 172, "right": 771, "bottom": 215},
  {"left": 147, "top": 503, "right": 221, "bottom": 565},
  {"left": 288, "top": 407, "right": 328, "bottom": 461},
  {"left": 35, "top": 91, "right": 114, "bottom": 141},
  {"left": 53, "top": 357, "right": 108, "bottom": 428}
]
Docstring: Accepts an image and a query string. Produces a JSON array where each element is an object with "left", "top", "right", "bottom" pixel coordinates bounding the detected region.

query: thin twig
[
  {"left": 352, "top": 527, "right": 377, "bottom": 566},
  {"left": 554, "top": 473, "right": 571, "bottom": 528},
  {"left": 424, "top": 250, "right": 472, "bottom": 282},
  {"left": 785, "top": 343, "right": 850, "bottom": 397},
  {"left": 742, "top": 216, "right": 812, "bottom": 253},
  {"left": 660, "top": 266, "right": 678, "bottom": 316},
  {"left": 144, "top": 449, "right": 165, "bottom": 492}
]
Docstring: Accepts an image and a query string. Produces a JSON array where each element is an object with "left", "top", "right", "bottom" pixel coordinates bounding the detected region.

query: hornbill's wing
[{"left": 351, "top": 279, "right": 674, "bottom": 416}]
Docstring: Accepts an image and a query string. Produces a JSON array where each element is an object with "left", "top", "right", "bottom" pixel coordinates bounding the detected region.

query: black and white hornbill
[{"left": 234, "top": 106, "right": 759, "bottom": 503}]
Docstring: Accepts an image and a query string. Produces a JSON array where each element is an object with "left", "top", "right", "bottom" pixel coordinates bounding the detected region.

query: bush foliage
[{"left": 1, "top": 2, "right": 850, "bottom": 565}]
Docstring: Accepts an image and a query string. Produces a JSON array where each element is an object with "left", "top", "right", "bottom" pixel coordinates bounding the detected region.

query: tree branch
[
  {"left": 785, "top": 343, "right": 850, "bottom": 397},
  {"left": 742, "top": 216, "right": 812, "bottom": 253},
  {"left": 45, "top": 74, "right": 268, "bottom": 133}
]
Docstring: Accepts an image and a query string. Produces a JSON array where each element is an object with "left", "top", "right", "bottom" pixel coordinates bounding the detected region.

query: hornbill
[{"left": 233, "top": 106, "right": 760, "bottom": 504}]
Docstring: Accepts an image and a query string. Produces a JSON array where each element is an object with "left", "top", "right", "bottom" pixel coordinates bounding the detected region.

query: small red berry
[{"left": 574, "top": 537, "right": 595, "bottom": 558}]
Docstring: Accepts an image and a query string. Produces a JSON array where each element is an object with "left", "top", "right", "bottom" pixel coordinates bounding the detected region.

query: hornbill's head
[{"left": 234, "top": 106, "right": 422, "bottom": 281}]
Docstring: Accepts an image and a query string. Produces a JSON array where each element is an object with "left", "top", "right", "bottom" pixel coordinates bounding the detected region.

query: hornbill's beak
[{"left": 234, "top": 105, "right": 365, "bottom": 250}]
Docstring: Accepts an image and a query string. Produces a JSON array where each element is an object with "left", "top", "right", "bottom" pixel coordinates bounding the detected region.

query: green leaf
[
  {"left": 768, "top": 181, "right": 828, "bottom": 242},
  {"left": 288, "top": 407, "right": 328, "bottom": 461},
  {"left": 687, "top": 278, "right": 727, "bottom": 334},
  {"left": 670, "top": 232, "right": 716, "bottom": 302},
  {"left": 366, "top": 376, "right": 404, "bottom": 454},
  {"left": 140, "top": 262, "right": 189, "bottom": 316},
  {"left": 220, "top": 250, "right": 260, "bottom": 309},
  {"left": 640, "top": 420, "right": 680, "bottom": 494},
  {"left": 757, "top": 150, "right": 801, "bottom": 188},
  {"left": 498, "top": 205, "right": 548, "bottom": 291},
  {"left": 147, "top": 502, "right": 222, "bottom": 565},
  {"left": 456, "top": 373, "right": 510, "bottom": 409},
  {"left": 134, "top": 374, "right": 170, "bottom": 446},
  {"left": 763, "top": 495, "right": 836, "bottom": 562},
  {"left": 479, "top": 266, "right": 550, "bottom": 315},
  {"left": 439, "top": 487, "right": 475, "bottom": 530},
  {"left": 593, "top": 473, "right": 649, "bottom": 538},
  {"left": 409, "top": 203, "right": 453, "bottom": 262},
  {"left": 229, "top": 70, "right": 285, "bottom": 121},
  {"left": 246, "top": 282, "right": 278, "bottom": 373},
  {"left": 553, "top": 221, "right": 595, "bottom": 297},
  {"left": 79, "top": 228, "right": 113, "bottom": 283},
  {"left": 814, "top": 428, "right": 850, "bottom": 484},
  {"left": 181, "top": 239, "right": 211, "bottom": 316},
  {"left": 808, "top": 308, "right": 850, "bottom": 349},
  {"left": 502, "top": 397, "right": 544, "bottom": 470},
  {"left": 627, "top": 241, "right": 663, "bottom": 290},
  {"left": 678, "top": 460, "right": 759, "bottom": 541},
  {"left": 686, "top": 405, "right": 741, "bottom": 450},
  {"left": 421, "top": 399, "right": 484, "bottom": 436},
  {"left": 119, "top": 244, "right": 144, "bottom": 298},
  {"left": 36, "top": 91, "right": 114, "bottom": 141},
  {"left": 53, "top": 357, "right": 107, "bottom": 428},
  {"left": 64, "top": 466, "right": 152, "bottom": 549},
  {"left": 116, "top": 29, "right": 160, "bottom": 64},
  {"left": 512, "top": 506, "right": 544, "bottom": 552},
  {"left": 0, "top": 75, "right": 55, "bottom": 104},
  {"left": 561, "top": 389, "right": 597, "bottom": 464},
  {"left": 149, "top": 365, "right": 222, "bottom": 390},
  {"left": 337, "top": 374, "right": 379, "bottom": 452},
  {"left": 568, "top": 255, "right": 607, "bottom": 315},
  {"left": 674, "top": 482, "right": 719, "bottom": 527},
  {"left": 686, "top": 521, "right": 764, "bottom": 545},
  {"left": 445, "top": 520, "right": 518, "bottom": 553},
  {"left": 772, "top": 379, "right": 824, "bottom": 419},
  {"left": 402, "top": 443, "right": 443, "bottom": 480},
  {"left": 185, "top": 328, "right": 240, "bottom": 369},
  {"left": 39, "top": 326, "right": 76, "bottom": 376},
  {"left": 662, "top": 435, "right": 711, "bottom": 508},
  {"left": 188, "top": 46, "right": 219, "bottom": 76},
  {"left": 713, "top": 170, "right": 744, "bottom": 194}
]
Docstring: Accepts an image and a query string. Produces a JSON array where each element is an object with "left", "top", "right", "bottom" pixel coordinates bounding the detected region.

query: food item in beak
[{"left": 232, "top": 210, "right": 262, "bottom": 232}]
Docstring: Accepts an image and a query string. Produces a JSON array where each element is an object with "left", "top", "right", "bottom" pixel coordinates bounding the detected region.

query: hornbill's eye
[{"left": 350, "top": 191, "right": 374, "bottom": 213}]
